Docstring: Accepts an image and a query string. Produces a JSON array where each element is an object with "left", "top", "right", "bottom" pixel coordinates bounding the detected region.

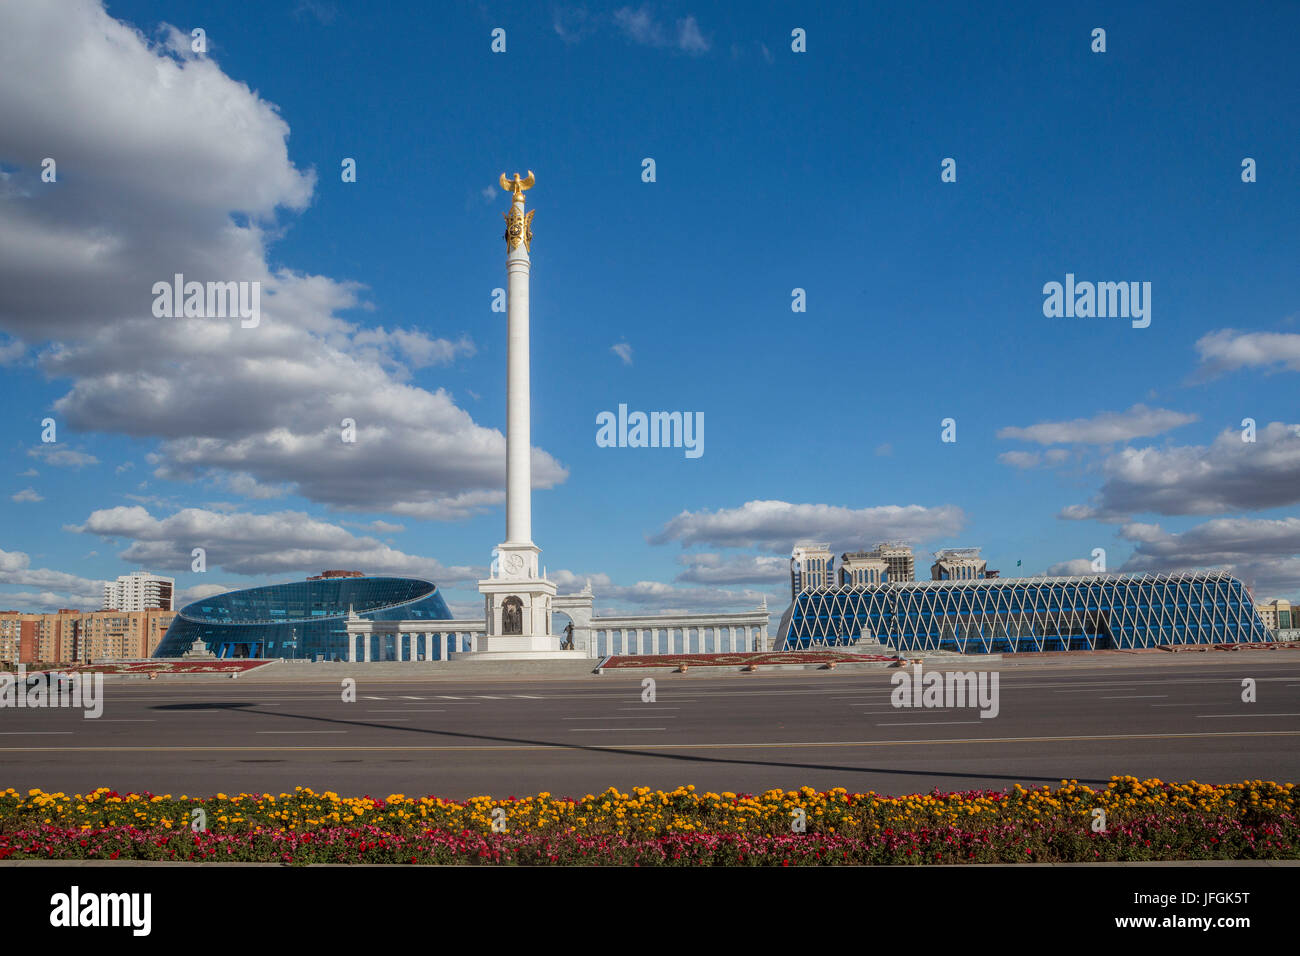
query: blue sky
[{"left": 1, "top": 0, "right": 1298, "bottom": 619}]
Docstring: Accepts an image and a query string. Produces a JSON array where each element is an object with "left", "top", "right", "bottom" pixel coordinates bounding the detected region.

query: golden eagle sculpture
[{"left": 500, "top": 170, "right": 535, "bottom": 199}]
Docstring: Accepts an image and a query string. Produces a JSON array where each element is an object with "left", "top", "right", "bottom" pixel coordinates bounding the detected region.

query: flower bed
[
  {"left": 601, "top": 651, "right": 894, "bottom": 668},
  {"left": 0, "top": 778, "right": 1294, "bottom": 864},
  {"left": 32, "top": 660, "right": 271, "bottom": 675}
]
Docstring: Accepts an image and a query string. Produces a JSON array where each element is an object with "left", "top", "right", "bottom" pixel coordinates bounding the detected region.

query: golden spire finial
[
  {"left": 499, "top": 170, "right": 535, "bottom": 200},
  {"left": 501, "top": 170, "right": 535, "bottom": 251}
]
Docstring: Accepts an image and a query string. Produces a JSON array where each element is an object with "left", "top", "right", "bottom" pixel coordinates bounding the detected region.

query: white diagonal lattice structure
[{"left": 777, "top": 570, "right": 1270, "bottom": 653}]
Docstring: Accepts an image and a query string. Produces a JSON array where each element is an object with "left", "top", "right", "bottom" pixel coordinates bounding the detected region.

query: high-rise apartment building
[
  {"left": 103, "top": 570, "right": 175, "bottom": 612},
  {"left": 874, "top": 543, "right": 916, "bottom": 583},
  {"left": 0, "top": 608, "right": 176, "bottom": 664}
]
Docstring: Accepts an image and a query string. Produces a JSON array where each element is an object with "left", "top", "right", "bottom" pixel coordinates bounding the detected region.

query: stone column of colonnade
[{"left": 586, "top": 620, "right": 768, "bottom": 657}]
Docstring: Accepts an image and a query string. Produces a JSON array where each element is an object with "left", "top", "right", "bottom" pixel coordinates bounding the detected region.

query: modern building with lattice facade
[{"left": 777, "top": 571, "right": 1270, "bottom": 653}]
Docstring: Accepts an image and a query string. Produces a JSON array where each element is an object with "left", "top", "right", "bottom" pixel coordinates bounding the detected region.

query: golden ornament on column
[{"left": 500, "top": 170, "right": 535, "bottom": 251}]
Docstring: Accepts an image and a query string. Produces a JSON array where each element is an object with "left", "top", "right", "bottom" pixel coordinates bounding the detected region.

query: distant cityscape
[
  {"left": 0, "top": 553, "right": 1295, "bottom": 666},
  {"left": 1, "top": 570, "right": 176, "bottom": 664}
]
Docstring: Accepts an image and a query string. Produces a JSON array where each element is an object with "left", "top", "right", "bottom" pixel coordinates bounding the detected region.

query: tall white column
[
  {"left": 505, "top": 207, "right": 531, "bottom": 546},
  {"left": 362, "top": 633, "right": 371, "bottom": 663}
]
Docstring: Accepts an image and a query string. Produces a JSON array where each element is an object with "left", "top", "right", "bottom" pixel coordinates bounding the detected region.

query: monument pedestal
[{"left": 465, "top": 541, "right": 579, "bottom": 660}]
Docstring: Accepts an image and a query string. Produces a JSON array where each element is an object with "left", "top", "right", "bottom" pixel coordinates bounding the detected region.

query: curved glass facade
[
  {"left": 154, "top": 576, "right": 453, "bottom": 660},
  {"left": 779, "top": 571, "right": 1270, "bottom": 653}
]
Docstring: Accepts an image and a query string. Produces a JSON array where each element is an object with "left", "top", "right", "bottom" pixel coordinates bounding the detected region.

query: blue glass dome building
[
  {"left": 154, "top": 575, "right": 453, "bottom": 660},
  {"left": 777, "top": 571, "right": 1270, "bottom": 653}
]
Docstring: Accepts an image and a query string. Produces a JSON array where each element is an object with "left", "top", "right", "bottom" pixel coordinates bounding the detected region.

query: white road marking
[
  {"left": 255, "top": 730, "right": 348, "bottom": 734},
  {"left": 1100, "top": 695, "right": 1168, "bottom": 699},
  {"left": 563, "top": 716, "right": 676, "bottom": 720},
  {"left": 875, "top": 720, "right": 982, "bottom": 726},
  {"left": 1196, "top": 713, "right": 1300, "bottom": 719},
  {"left": 1055, "top": 688, "right": 1138, "bottom": 694},
  {"left": 569, "top": 727, "right": 666, "bottom": 732}
]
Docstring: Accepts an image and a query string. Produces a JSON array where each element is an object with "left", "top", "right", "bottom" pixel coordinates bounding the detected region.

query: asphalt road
[{"left": 2, "top": 655, "right": 1298, "bottom": 797}]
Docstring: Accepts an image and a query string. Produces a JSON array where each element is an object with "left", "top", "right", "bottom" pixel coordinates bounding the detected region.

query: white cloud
[
  {"left": 0, "top": 548, "right": 104, "bottom": 604},
  {"left": 673, "top": 552, "right": 787, "bottom": 585},
  {"left": 613, "top": 6, "right": 665, "bottom": 46},
  {"left": 549, "top": 568, "right": 772, "bottom": 616},
  {"left": 1194, "top": 329, "right": 1300, "bottom": 379},
  {"left": 611, "top": 341, "right": 633, "bottom": 365},
  {"left": 613, "top": 6, "right": 709, "bottom": 54},
  {"left": 0, "top": 1, "right": 565, "bottom": 520},
  {"left": 1063, "top": 422, "right": 1300, "bottom": 519},
  {"left": 998, "top": 450, "right": 1041, "bottom": 469},
  {"left": 649, "top": 499, "right": 965, "bottom": 552},
  {"left": 27, "top": 445, "right": 98, "bottom": 468},
  {"left": 1117, "top": 516, "right": 1300, "bottom": 598},
  {"left": 999, "top": 448, "right": 1072, "bottom": 470},
  {"left": 175, "top": 581, "right": 240, "bottom": 606},
  {"left": 349, "top": 328, "right": 476, "bottom": 371},
  {"left": 0, "top": 590, "right": 98, "bottom": 612},
  {"left": 997, "top": 404, "right": 1197, "bottom": 446},
  {"left": 676, "top": 16, "right": 709, "bottom": 54},
  {"left": 11, "top": 488, "right": 43, "bottom": 502},
  {"left": 219, "top": 472, "right": 290, "bottom": 500},
  {"left": 1045, "top": 558, "right": 1096, "bottom": 575},
  {"left": 70, "top": 505, "right": 483, "bottom": 582}
]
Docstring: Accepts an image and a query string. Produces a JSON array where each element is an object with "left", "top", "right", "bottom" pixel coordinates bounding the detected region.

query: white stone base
[
  {"left": 451, "top": 633, "right": 585, "bottom": 661},
  {"left": 450, "top": 649, "right": 589, "bottom": 662},
  {"left": 476, "top": 634, "right": 564, "bottom": 653}
]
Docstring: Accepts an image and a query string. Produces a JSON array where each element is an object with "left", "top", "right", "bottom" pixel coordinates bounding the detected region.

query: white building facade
[{"left": 103, "top": 571, "right": 175, "bottom": 612}]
